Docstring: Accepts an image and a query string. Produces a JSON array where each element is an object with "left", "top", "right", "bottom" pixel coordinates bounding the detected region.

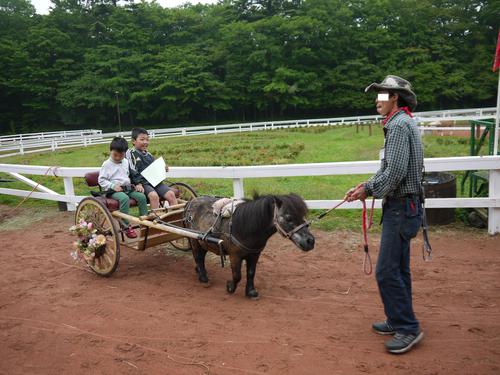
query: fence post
[
  {"left": 488, "top": 169, "right": 500, "bottom": 235},
  {"left": 232, "top": 178, "right": 244, "bottom": 199},
  {"left": 63, "top": 177, "right": 76, "bottom": 211},
  {"left": 20, "top": 142, "right": 24, "bottom": 155},
  {"left": 51, "top": 139, "right": 55, "bottom": 151},
  {"left": 182, "top": 128, "right": 186, "bottom": 136}
]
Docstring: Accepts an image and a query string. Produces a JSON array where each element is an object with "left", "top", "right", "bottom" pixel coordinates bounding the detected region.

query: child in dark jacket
[{"left": 126, "top": 128, "right": 178, "bottom": 209}]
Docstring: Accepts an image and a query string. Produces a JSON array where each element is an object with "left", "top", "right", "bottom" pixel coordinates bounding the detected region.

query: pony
[{"left": 184, "top": 193, "right": 315, "bottom": 299}]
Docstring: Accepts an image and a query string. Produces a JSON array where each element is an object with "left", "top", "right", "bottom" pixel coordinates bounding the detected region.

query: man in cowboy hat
[{"left": 345, "top": 75, "right": 425, "bottom": 354}]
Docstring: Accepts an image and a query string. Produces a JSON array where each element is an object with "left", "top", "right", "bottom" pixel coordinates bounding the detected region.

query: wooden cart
[{"left": 74, "top": 172, "right": 223, "bottom": 277}]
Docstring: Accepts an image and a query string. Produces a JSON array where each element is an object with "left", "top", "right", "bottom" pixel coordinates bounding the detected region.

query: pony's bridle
[{"left": 272, "top": 204, "right": 310, "bottom": 239}]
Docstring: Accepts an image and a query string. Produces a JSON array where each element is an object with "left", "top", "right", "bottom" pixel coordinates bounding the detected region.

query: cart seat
[
  {"left": 83, "top": 171, "right": 180, "bottom": 212},
  {"left": 84, "top": 171, "right": 137, "bottom": 211}
]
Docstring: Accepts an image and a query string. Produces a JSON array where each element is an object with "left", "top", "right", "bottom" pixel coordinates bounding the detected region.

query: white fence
[
  {"left": 0, "top": 155, "right": 499, "bottom": 234},
  {"left": 0, "top": 107, "right": 496, "bottom": 159},
  {"left": 0, "top": 129, "right": 101, "bottom": 146}
]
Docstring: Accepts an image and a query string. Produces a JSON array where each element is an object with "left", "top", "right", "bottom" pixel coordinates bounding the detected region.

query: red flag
[{"left": 494, "top": 29, "right": 500, "bottom": 72}]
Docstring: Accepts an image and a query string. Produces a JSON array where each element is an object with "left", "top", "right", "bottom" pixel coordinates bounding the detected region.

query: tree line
[{"left": 0, "top": 0, "right": 498, "bottom": 134}]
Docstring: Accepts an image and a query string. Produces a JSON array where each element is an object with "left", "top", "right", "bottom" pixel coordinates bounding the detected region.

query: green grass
[{"left": 0, "top": 124, "right": 472, "bottom": 231}]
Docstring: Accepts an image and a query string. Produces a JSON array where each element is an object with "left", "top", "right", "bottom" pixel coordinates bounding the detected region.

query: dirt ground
[{"left": 0, "top": 207, "right": 499, "bottom": 375}]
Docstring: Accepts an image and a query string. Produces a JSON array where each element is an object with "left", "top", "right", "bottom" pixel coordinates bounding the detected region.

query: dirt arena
[{"left": 0, "top": 207, "right": 499, "bottom": 375}]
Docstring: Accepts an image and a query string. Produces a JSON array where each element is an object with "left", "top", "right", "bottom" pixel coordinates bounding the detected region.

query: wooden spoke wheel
[
  {"left": 168, "top": 182, "right": 197, "bottom": 251},
  {"left": 168, "top": 181, "right": 198, "bottom": 202},
  {"left": 75, "top": 197, "right": 120, "bottom": 277}
]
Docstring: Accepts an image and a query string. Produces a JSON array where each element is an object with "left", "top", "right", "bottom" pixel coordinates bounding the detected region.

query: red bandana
[{"left": 382, "top": 107, "right": 413, "bottom": 125}]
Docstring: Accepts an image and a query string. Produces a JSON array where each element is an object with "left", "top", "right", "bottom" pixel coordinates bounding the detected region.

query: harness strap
[
  {"left": 362, "top": 199, "right": 373, "bottom": 275},
  {"left": 420, "top": 169, "right": 433, "bottom": 261},
  {"left": 306, "top": 198, "right": 374, "bottom": 275},
  {"left": 315, "top": 200, "right": 347, "bottom": 221},
  {"left": 367, "top": 197, "right": 375, "bottom": 230},
  {"left": 287, "top": 199, "right": 348, "bottom": 235},
  {"left": 229, "top": 234, "right": 264, "bottom": 253},
  {"left": 420, "top": 192, "right": 432, "bottom": 261}
]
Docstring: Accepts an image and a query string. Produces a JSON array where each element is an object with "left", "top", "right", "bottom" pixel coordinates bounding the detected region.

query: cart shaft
[{"left": 112, "top": 211, "right": 224, "bottom": 247}]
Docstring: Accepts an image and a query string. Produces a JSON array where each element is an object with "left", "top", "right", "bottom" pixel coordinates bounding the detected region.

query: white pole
[
  {"left": 494, "top": 69, "right": 500, "bottom": 155},
  {"left": 63, "top": 177, "right": 76, "bottom": 211},
  {"left": 232, "top": 178, "right": 244, "bottom": 199},
  {"left": 488, "top": 168, "right": 500, "bottom": 235}
]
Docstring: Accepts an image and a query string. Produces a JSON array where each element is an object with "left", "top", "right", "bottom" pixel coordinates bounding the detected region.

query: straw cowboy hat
[{"left": 365, "top": 75, "right": 418, "bottom": 111}]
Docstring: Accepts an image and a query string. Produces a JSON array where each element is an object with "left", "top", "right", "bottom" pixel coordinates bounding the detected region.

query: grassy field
[{"left": 0, "top": 124, "right": 472, "bottom": 231}]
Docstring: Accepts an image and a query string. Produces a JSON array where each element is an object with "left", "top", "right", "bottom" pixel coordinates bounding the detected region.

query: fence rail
[
  {"left": 0, "top": 155, "right": 499, "bottom": 234},
  {"left": 0, "top": 107, "right": 496, "bottom": 158},
  {"left": 0, "top": 129, "right": 101, "bottom": 144}
]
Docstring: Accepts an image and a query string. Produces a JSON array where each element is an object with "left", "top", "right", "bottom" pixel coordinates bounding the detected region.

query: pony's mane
[{"left": 231, "top": 193, "right": 308, "bottom": 238}]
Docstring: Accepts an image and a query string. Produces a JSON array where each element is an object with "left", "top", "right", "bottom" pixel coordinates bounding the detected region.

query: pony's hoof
[
  {"left": 201, "top": 280, "right": 211, "bottom": 288},
  {"left": 226, "top": 281, "right": 236, "bottom": 294},
  {"left": 198, "top": 274, "right": 209, "bottom": 284},
  {"left": 246, "top": 289, "right": 259, "bottom": 300}
]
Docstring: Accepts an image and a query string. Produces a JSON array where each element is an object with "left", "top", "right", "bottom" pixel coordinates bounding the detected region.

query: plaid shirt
[{"left": 365, "top": 110, "right": 424, "bottom": 198}]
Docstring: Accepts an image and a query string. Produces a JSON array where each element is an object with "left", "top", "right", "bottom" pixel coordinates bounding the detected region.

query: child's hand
[
  {"left": 135, "top": 184, "right": 144, "bottom": 193},
  {"left": 113, "top": 184, "right": 123, "bottom": 192},
  {"left": 165, "top": 165, "right": 169, "bottom": 172}
]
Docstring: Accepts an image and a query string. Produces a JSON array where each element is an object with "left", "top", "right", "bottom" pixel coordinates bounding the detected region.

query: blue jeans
[{"left": 376, "top": 196, "right": 422, "bottom": 334}]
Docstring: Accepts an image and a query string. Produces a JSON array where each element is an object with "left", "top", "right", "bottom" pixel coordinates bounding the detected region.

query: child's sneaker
[{"left": 125, "top": 226, "right": 137, "bottom": 239}]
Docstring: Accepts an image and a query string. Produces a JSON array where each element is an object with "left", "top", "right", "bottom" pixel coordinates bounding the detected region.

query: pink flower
[{"left": 87, "top": 222, "right": 93, "bottom": 230}]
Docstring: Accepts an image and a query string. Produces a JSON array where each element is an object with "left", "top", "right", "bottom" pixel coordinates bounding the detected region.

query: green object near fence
[{"left": 460, "top": 119, "right": 497, "bottom": 197}]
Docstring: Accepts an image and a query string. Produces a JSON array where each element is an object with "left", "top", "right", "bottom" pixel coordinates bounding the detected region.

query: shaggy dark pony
[{"left": 184, "top": 193, "right": 315, "bottom": 299}]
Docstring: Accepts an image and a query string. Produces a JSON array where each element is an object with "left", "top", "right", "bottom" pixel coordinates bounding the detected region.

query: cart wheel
[
  {"left": 168, "top": 182, "right": 197, "bottom": 251},
  {"left": 75, "top": 197, "right": 120, "bottom": 277},
  {"left": 168, "top": 181, "right": 197, "bottom": 201}
]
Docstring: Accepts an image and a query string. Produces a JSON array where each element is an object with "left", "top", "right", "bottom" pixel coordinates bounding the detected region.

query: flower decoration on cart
[{"left": 69, "top": 219, "right": 107, "bottom": 264}]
